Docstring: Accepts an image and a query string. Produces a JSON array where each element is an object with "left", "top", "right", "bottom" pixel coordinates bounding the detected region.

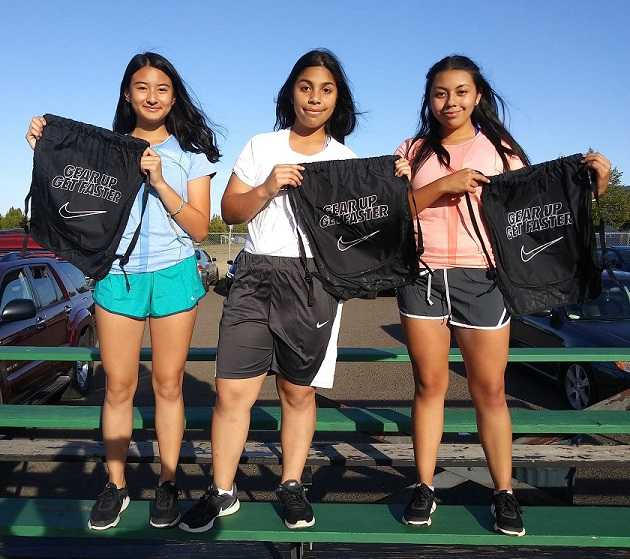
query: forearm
[
  {"left": 408, "top": 179, "right": 448, "bottom": 213},
  {"left": 153, "top": 180, "right": 209, "bottom": 242},
  {"left": 221, "top": 186, "right": 273, "bottom": 225}
]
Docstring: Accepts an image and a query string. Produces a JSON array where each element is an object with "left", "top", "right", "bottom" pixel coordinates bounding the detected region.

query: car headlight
[{"left": 615, "top": 361, "right": 630, "bottom": 373}]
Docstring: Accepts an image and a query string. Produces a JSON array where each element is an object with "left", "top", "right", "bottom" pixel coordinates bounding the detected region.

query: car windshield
[{"left": 565, "top": 279, "right": 630, "bottom": 321}]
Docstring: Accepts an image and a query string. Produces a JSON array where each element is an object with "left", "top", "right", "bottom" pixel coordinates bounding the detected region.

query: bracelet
[{"left": 169, "top": 197, "right": 185, "bottom": 217}]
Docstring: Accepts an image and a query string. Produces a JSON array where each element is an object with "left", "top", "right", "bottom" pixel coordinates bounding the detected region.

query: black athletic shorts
[
  {"left": 216, "top": 252, "right": 342, "bottom": 387},
  {"left": 397, "top": 267, "right": 510, "bottom": 330}
]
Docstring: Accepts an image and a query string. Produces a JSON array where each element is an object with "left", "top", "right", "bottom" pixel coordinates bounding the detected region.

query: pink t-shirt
[{"left": 396, "top": 132, "right": 523, "bottom": 269}]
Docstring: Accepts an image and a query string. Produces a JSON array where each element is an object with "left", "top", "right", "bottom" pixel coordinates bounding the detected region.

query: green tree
[
  {"left": 1, "top": 207, "right": 25, "bottom": 229},
  {"left": 208, "top": 214, "right": 228, "bottom": 233},
  {"left": 593, "top": 167, "right": 630, "bottom": 230}
]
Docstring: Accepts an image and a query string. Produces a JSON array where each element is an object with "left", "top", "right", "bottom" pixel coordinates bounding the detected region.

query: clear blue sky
[{"left": 1, "top": 1, "right": 629, "bottom": 216}]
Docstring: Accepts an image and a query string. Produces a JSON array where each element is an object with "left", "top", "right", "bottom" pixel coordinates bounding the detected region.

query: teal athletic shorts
[{"left": 93, "top": 255, "right": 205, "bottom": 319}]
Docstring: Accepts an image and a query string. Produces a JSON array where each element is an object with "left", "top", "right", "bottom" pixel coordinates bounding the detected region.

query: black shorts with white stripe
[
  {"left": 397, "top": 267, "right": 510, "bottom": 330},
  {"left": 216, "top": 252, "right": 342, "bottom": 388}
]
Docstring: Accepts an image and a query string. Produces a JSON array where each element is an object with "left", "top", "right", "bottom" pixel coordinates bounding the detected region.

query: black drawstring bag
[
  {"left": 24, "top": 114, "right": 149, "bottom": 282},
  {"left": 288, "top": 155, "right": 421, "bottom": 302},
  {"left": 467, "top": 153, "right": 602, "bottom": 315}
]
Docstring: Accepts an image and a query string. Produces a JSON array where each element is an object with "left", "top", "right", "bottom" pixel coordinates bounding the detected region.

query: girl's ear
[
  {"left": 475, "top": 92, "right": 481, "bottom": 106},
  {"left": 124, "top": 90, "right": 130, "bottom": 103}
]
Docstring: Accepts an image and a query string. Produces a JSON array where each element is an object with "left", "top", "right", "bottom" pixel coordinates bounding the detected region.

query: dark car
[
  {"left": 0, "top": 251, "right": 96, "bottom": 403},
  {"left": 597, "top": 245, "right": 630, "bottom": 272},
  {"left": 510, "top": 271, "right": 630, "bottom": 410},
  {"left": 195, "top": 248, "right": 219, "bottom": 291}
]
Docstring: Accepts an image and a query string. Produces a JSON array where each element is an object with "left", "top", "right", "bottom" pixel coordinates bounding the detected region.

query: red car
[{"left": 0, "top": 233, "right": 96, "bottom": 403}]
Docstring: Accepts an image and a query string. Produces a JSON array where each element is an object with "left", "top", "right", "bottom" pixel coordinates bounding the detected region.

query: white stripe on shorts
[{"left": 309, "top": 302, "right": 343, "bottom": 389}]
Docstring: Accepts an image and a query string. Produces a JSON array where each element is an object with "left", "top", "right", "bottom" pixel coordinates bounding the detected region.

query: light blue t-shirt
[{"left": 111, "top": 135, "right": 214, "bottom": 274}]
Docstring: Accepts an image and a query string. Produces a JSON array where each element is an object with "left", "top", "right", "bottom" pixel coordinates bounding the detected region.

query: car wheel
[
  {"left": 66, "top": 329, "right": 95, "bottom": 399},
  {"left": 563, "top": 364, "right": 594, "bottom": 410}
]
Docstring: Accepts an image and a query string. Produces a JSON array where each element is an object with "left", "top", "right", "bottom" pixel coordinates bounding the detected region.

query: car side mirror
[
  {"left": 1, "top": 299, "right": 37, "bottom": 322},
  {"left": 211, "top": 257, "right": 217, "bottom": 262},
  {"left": 227, "top": 260, "right": 233, "bottom": 265}
]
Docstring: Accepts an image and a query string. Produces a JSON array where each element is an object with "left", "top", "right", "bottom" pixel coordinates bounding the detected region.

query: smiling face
[
  {"left": 125, "top": 65, "right": 175, "bottom": 128},
  {"left": 291, "top": 65, "right": 338, "bottom": 132},
  {"left": 429, "top": 69, "right": 481, "bottom": 134}
]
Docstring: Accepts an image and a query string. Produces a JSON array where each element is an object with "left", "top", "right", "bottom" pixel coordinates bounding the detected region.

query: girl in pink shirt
[{"left": 393, "top": 55, "right": 611, "bottom": 536}]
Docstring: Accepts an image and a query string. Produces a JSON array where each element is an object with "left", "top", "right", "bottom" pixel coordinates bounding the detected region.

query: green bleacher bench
[
  {"left": 2, "top": 345, "right": 630, "bottom": 363},
  {"left": 2, "top": 404, "right": 630, "bottom": 434},
  {"left": 0, "top": 499, "right": 628, "bottom": 549}
]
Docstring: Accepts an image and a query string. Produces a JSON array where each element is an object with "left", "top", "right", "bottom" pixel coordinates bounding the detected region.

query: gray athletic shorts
[
  {"left": 397, "top": 267, "right": 510, "bottom": 330},
  {"left": 216, "top": 252, "right": 342, "bottom": 388}
]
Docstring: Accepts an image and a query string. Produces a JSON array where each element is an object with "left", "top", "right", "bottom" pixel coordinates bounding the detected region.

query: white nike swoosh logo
[
  {"left": 58, "top": 202, "right": 108, "bottom": 219},
  {"left": 316, "top": 321, "right": 329, "bottom": 329},
  {"left": 520, "top": 236, "right": 564, "bottom": 262},
  {"left": 337, "top": 230, "right": 380, "bottom": 252}
]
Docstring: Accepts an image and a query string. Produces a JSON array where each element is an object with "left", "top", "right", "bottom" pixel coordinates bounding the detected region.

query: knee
[
  {"left": 279, "top": 384, "right": 315, "bottom": 411},
  {"left": 215, "top": 384, "right": 255, "bottom": 413},
  {"left": 471, "top": 381, "right": 506, "bottom": 410},
  {"left": 153, "top": 376, "right": 183, "bottom": 403},
  {"left": 105, "top": 380, "right": 136, "bottom": 406},
  {"left": 413, "top": 370, "right": 449, "bottom": 400}
]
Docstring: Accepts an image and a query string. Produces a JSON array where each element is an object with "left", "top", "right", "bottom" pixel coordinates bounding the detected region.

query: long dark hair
[
  {"left": 274, "top": 49, "right": 358, "bottom": 144},
  {"left": 407, "top": 55, "right": 529, "bottom": 176},
  {"left": 113, "top": 52, "right": 221, "bottom": 163}
]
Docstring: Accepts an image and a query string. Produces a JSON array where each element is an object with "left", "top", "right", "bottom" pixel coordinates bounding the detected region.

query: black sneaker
[
  {"left": 491, "top": 490, "right": 526, "bottom": 536},
  {"left": 88, "top": 482, "right": 130, "bottom": 530},
  {"left": 402, "top": 483, "right": 437, "bottom": 526},
  {"left": 178, "top": 483, "right": 240, "bottom": 533},
  {"left": 276, "top": 480, "right": 315, "bottom": 529},
  {"left": 150, "top": 481, "right": 180, "bottom": 528}
]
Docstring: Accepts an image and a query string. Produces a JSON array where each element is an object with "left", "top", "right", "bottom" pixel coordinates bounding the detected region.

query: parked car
[
  {"left": 510, "top": 271, "right": 630, "bottom": 410},
  {"left": 597, "top": 245, "right": 630, "bottom": 272},
  {"left": 195, "top": 248, "right": 219, "bottom": 291},
  {"left": 0, "top": 251, "right": 96, "bottom": 403}
]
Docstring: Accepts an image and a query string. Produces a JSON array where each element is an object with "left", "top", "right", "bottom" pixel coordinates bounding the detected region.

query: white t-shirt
[{"left": 232, "top": 128, "right": 357, "bottom": 257}]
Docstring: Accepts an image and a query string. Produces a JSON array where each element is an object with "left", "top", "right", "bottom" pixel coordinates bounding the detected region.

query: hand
[
  {"left": 26, "top": 116, "right": 47, "bottom": 150},
  {"left": 140, "top": 148, "right": 166, "bottom": 188},
  {"left": 438, "top": 168, "right": 490, "bottom": 195},
  {"left": 261, "top": 164, "right": 304, "bottom": 198},
  {"left": 582, "top": 152, "right": 611, "bottom": 197},
  {"left": 394, "top": 157, "right": 412, "bottom": 180}
]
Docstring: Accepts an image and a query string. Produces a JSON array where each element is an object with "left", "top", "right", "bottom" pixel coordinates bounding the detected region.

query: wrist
[
  {"left": 151, "top": 177, "right": 168, "bottom": 191},
  {"left": 257, "top": 182, "right": 275, "bottom": 201}
]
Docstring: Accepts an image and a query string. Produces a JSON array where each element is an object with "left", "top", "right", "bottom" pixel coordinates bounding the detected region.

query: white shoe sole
[
  {"left": 403, "top": 501, "right": 437, "bottom": 526},
  {"left": 178, "top": 498, "right": 240, "bottom": 533},
  {"left": 494, "top": 522, "right": 526, "bottom": 537},
  {"left": 150, "top": 512, "right": 181, "bottom": 528},
  {"left": 284, "top": 516, "right": 316, "bottom": 529},
  {"left": 88, "top": 496, "right": 130, "bottom": 531},
  {"left": 491, "top": 504, "right": 526, "bottom": 536}
]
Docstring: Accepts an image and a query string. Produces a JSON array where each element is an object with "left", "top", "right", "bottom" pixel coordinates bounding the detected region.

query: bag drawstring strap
[
  {"left": 464, "top": 191, "right": 497, "bottom": 294},
  {"left": 115, "top": 177, "right": 151, "bottom": 291}
]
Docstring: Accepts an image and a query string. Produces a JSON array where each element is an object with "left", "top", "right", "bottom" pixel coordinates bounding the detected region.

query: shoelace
[
  {"left": 412, "top": 484, "right": 434, "bottom": 509},
  {"left": 280, "top": 487, "right": 307, "bottom": 510},
  {"left": 96, "top": 484, "right": 118, "bottom": 510},
  {"left": 495, "top": 492, "right": 521, "bottom": 517},
  {"left": 156, "top": 483, "right": 176, "bottom": 509}
]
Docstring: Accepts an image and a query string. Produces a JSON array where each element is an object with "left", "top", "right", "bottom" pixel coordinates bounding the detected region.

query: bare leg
[
  {"left": 149, "top": 308, "right": 197, "bottom": 484},
  {"left": 401, "top": 316, "right": 452, "bottom": 485},
  {"left": 454, "top": 324, "right": 513, "bottom": 490},
  {"left": 276, "top": 377, "right": 316, "bottom": 483},
  {"left": 211, "top": 375, "right": 267, "bottom": 490},
  {"left": 96, "top": 306, "right": 145, "bottom": 488}
]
